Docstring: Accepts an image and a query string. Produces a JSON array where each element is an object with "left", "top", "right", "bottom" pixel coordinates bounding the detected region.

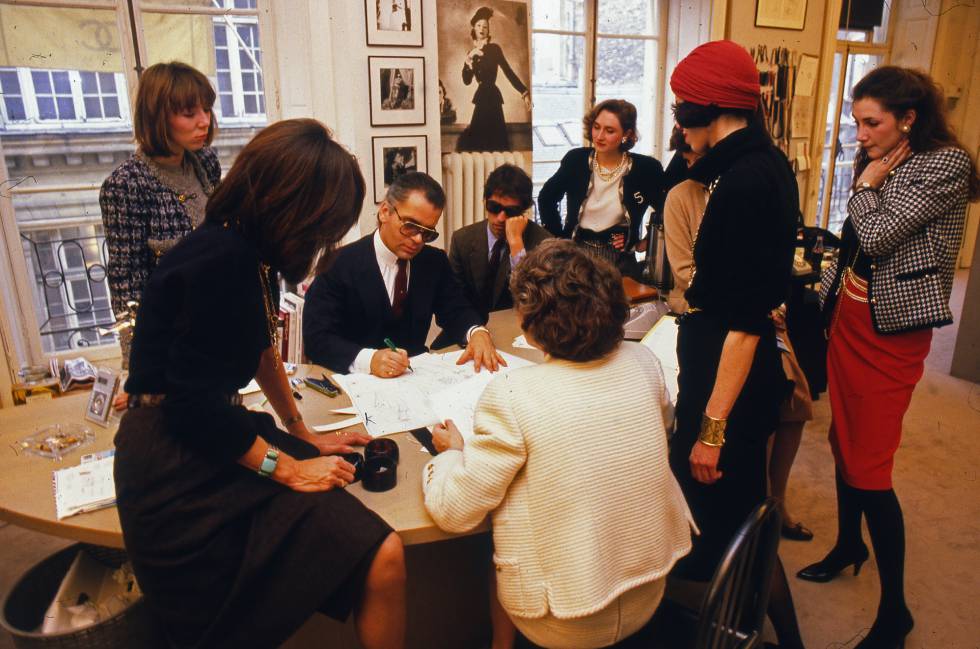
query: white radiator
[{"left": 440, "top": 151, "right": 531, "bottom": 244}]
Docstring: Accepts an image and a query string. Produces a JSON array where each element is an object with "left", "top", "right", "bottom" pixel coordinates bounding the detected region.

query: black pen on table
[{"left": 383, "top": 337, "right": 413, "bottom": 372}]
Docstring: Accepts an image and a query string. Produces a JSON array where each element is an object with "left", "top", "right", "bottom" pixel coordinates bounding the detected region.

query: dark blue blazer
[{"left": 303, "top": 234, "right": 482, "bottom": 371}]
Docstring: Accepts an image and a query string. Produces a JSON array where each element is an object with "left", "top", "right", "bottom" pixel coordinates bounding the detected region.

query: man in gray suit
[{"left": 448, "top": 164, "right": 551, "bottom": 319}]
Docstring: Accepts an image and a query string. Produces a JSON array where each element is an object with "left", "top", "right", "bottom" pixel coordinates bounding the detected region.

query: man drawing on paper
[
  {"left": 303, "top": 172, "right": 505, "bottom": 378},
  {"left": 447, "top": 164, "right": 551, "bottom": 321}
]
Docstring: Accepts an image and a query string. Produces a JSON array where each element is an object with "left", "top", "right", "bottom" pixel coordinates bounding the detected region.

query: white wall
[{"left": 269, "top": 0, "right": 443, "bottom": 242}]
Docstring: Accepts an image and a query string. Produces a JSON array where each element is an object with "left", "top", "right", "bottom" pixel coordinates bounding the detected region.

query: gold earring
[
  {"left": 621, "top": 137, "right": 627, "bottom": 144},
  {"left": 901, "top": 124, "right": 910, "bottom": 133}
]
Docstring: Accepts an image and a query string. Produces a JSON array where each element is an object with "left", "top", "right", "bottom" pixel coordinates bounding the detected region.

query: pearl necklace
[{"left": 592, "top": 153, "right": 627, "bottom": 182}]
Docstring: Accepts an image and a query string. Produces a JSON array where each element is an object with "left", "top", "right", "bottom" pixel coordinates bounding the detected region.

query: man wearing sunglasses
[
  {"left": 303, "top": 172, "right": 505, "bottom": 379},
  {"left": 447, "top": 164, "right": 551, "bottom": 319}
]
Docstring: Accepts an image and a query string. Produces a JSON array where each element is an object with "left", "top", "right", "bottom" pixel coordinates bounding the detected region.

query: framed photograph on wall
[
  {"left": 755, "top": 0, "right": 807, "bottom": 30},
  {"left": 369, "top": 56, "right": 426, "bottom": 126},
  {"left": 371, "top": 135, "right": 428, "bottom": 202},
  {"left": 365, "top": 0, "right": 423, "bottom": 47}
]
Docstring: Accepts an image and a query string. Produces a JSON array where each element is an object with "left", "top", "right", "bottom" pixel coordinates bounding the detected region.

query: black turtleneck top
[{"left": 684, "top": 124, "right": 798, "bottom": 335}]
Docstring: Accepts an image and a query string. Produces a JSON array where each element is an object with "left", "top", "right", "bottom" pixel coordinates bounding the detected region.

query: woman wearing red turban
[{"left": 667, "top": 40, "right": 806, "bottom": 649}]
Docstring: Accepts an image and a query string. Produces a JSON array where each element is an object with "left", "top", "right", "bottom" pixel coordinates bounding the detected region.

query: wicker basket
[{"left": 0, "top": 544, "right": 161, "bottom": 649}]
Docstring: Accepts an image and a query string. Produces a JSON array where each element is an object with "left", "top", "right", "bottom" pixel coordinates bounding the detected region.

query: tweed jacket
[
  {"left": 447, "top": 220, "right": 552, "bottom": 318},
  {"left": 100, "top": 147, "right": 221, "bottom": 317},
  {"left": 820, "top": 147, "right": 971, "bottom": 333},
  {"left": 423, "top": 343, "right": 694, "bottom": 620}
]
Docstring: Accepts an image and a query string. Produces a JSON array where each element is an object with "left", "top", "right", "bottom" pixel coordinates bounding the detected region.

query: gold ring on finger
[{"left": 882, "top": 156, "right": 889, "bottom": 163}]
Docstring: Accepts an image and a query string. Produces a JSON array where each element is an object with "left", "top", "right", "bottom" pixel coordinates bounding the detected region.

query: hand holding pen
[{"left": 370, "top": 338, "right": 412, "bottom": 378}]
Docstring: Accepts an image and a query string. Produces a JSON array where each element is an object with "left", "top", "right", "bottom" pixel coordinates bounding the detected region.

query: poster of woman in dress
[{"left": 438, "top": 1, "right": 531, "bottom": 153}]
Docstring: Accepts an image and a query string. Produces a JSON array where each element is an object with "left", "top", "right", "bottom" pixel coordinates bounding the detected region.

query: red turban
[{"left": 670, "top": 40, "right": 760, "bottom": 111}]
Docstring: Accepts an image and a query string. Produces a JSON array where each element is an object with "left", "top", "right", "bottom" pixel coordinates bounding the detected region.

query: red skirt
[{"left": 827, "top": 270, "right": 932, "bottom": 489}]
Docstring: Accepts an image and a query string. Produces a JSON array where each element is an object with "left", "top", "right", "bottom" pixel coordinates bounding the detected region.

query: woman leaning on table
[
  {"left": 424, "top": 240, "right": 694, "bottom": 649},
  {"left": 797, "top": 66, "right": 978, "bottom": 649},
  {"left": 666, "top": 40, "right": 806, "bottom": 649},
  {"left": 537, "top": 99, "right": 666, "bottom": 272},
  {"left": 113, "top": 119, "right": 406, "bottom": 649},
  {"left": 100, "top": 62, "right": 221, "bottom": 371}
]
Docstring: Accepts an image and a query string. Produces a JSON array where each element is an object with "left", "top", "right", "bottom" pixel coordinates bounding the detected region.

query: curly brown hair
[
  {"left": 510, "top": 240, "right": 629, "bottom": 362},
  {"left": 583, "top": 99, "right": 639, "bottom": 152}
]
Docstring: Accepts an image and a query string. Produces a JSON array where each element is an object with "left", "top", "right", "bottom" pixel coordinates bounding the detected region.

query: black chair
[{"left": 645, "top": 498, "right": 783, "bottom": 649}]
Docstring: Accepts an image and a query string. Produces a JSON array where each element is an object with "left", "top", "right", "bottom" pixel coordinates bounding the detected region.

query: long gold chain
[{"left": 258, "top": 263, "right": 281, "bottom": 363}]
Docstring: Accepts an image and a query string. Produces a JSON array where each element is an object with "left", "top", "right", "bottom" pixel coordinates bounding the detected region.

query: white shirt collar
[{"left": 373, "top": 229, "right": 400, "bottom": 269}]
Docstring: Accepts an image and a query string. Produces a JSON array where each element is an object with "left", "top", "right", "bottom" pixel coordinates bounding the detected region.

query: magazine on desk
[{"left": 53, "top": 450, "right": 116, "bottom": 520}]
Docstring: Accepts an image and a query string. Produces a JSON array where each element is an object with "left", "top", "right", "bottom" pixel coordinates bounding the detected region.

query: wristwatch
[
  {"left": 258, "top": 446, "right": 280, "bottom": 477},
  {"left": 857, "top": 181, "right": 876, "bottom": 192}
]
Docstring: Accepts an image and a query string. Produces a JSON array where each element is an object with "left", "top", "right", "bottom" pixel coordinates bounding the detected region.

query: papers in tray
[
  {"left": 640, "top": 315, "right": 679, "bottom": 406},
  {"left": 332, "top": 350, "right": 534, "bottom": 439},
  {"left": 53, "top": 451, "right": 116, "bottom": 520}
]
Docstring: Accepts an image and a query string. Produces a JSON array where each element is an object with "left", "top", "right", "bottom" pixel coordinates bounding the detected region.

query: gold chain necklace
[
  {"left": 592, "top": 153, "right": 627, "bottom": 182},
  {"left": 258, "top": 263, "right": 281, "bottom": 363}
]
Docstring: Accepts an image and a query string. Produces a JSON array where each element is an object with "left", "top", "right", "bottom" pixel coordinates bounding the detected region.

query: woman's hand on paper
[
  {"left": 432, "top": 419, "right": 464, "bottom": 453},
  {"left": 281, "top": 455, "right": 356, "bottom": 492},
  {"left": 459, "top": 329, "right": 506, "bottom": 373},
  {"left": 297, "top": 429, "right": 372, "bottom": 456}
]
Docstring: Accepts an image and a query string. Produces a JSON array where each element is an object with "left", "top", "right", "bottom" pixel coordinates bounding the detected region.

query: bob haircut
[
  {"left": 206, "top": 119, "right": 365, "bottom": 284},
  {"left": 133, "top": 62, "right": 217, "bottom": 157},
  {"left": 510, "top": 239, "right": 629, "bottom": 362},
  {"left": 851, "top": 65, "right": 980, "bottom": 200},
  {"left": 583, "top": 99, "right": 639, "bottom": 152}
]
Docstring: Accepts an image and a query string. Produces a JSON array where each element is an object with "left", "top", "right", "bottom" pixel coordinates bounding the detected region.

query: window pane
[
  {"left": 220, "top": 94, "right": 234, "bottom": 116},
  {"left": 52, "top": 71, "right": 72, "bottom": 94},
  {"left": 56, "top": 97, "right": 76, "bottom": 119},
  {"left": 81, "top": 71, "right": 98, "bottom": 94},
  {"left": 532, "top": 0, "right": 585, "bottom": 31},
  {"left": 598, "top": 0, "right": 657, "bottom": 36},
  {"left": 595, "top": 37, "right": 658, "bottom": 156},
  {"left": 215, "top": 48, "right": 229, "bottom": 69},
  {"left": 839, "top": 0, "right": 891, "bottom": 45},
  {"left": 239, "top": 49, "right": 254, "bottom": 70},
  {"left": 37, "top": 96, "right": 56, "bottom": 119},
  {"left": 214, "top": 24, "right": 228, "bottom": 46},
  {"left": 0, "top": 70, "right": 20, "bottom": 94},
  {"left": 243, "top": 94, "right": 257, "bottom": 114},
  {"left": 84, "top": 96, "right": 103, "bottom": 118},
  {"left": 532, "top": 32, "right": 586, "bottom": 195},
  {"left": 32, "top": 71, "right": 52, "bottom": 94},
  {"left": 217, "top": 72, "right": 232, "bottom": 92},
  {"left": 100, "top": 73, "right": 117, "bottom": 93},
  {"left": 103, "top": 97, "right": 120, "bottom": 118},
  {"left": 4, "top": 97, "right": 26, "bottom": 120},
  {"left": 242, "top": 74, "right": 255, "bottom": 91}
]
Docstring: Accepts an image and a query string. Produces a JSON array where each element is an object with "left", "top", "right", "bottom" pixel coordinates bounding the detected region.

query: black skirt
[
  {"left": 668, "top": 311, "right": 787, "bottom": 581},
  {"left": 113, "top": 407, "right": 392, "bottom": 649}
]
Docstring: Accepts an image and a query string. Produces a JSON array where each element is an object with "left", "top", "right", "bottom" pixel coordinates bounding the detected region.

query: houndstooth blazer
[{"left": 820, "top": 147, "right": 971, "bottom": 334}]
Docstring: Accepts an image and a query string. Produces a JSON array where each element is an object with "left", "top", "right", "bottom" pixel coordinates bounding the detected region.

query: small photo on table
[{"left": 372, "top": 135, "right": 428, "bottom": 202}]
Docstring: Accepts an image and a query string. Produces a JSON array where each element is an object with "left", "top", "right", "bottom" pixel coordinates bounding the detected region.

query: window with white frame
[
  {"left": 0, "top": 68, "right": 130, "bottom": 130},
  {"left": 531, "top": 0, "right": 665, "bottom": 201}
]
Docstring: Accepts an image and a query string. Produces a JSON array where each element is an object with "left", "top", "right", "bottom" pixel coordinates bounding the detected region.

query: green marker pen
[{"left": 383, "top": 337, "right": 413, "bottom": 373}]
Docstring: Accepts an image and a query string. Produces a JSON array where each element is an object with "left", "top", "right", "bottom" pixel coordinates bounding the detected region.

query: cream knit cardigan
[{"left": 423, "top": 342, "right": 695, "bottom": 620}]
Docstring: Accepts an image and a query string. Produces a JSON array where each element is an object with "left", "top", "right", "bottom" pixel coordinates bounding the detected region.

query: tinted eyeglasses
[
  {"left": 486, "top": 200, "right": 526, "bottom": 217},
  {"left": 390, "top": 204, "right": 440, "bottom": 243}
]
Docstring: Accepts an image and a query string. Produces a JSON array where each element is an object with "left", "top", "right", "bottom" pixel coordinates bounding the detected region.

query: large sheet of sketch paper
[
  {"left": 333, "top": 350, "right": 534, "bottom": 438},
  {"left": 640, "top": 315, "right": 679, "bottom": 406}
]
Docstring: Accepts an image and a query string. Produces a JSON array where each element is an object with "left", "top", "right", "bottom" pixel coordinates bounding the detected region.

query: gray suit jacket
[{"left": 448, "top": 219, "right": 552, "bottom": 317}]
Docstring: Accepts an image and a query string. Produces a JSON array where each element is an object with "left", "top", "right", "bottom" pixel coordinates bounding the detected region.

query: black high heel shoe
[
  {"left": 854, "top": 608, "right": 914, "bottom": 649},
  {"left": 796, "top": 544, "right": 869, "bottom": 582}
]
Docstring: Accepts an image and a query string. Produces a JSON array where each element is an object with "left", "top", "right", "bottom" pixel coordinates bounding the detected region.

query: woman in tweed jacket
[
  {"left": 799, "top": 66, "right": 979, "bottom": 649},
  {"left": 100, "top": 62, "right": 221, "bottom": 369},
  {"left": 424, "top": 240, "right": 693, "bottom": 649}
]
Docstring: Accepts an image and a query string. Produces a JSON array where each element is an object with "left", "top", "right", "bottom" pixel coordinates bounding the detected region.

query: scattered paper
[
  {"left": 640, "top": 315, "right": 679, "bottom": 407},
  {"left": 312, "top": 415, "right": 364, "bottom": 432},
  {"left": 512, "top": 335, "right": 535, "bottom": 349},
  {"left": 333, "top": 350, "right": 534, "bottom": 437},
  {"left": 53, "top": 454, "right": 116, "bottom": 520},
  {"left": 238, "top": 379, "right": 261, "bottom": 395}
]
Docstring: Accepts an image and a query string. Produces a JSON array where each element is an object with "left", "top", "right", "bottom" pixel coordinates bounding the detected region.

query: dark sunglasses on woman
[{"left": 486, "top": 200, "right": 526, "bottom": 217}]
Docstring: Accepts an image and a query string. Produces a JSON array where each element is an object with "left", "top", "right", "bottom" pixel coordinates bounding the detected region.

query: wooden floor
[{"left": 2, "top": 271, "right": 977, "bottom": 649}]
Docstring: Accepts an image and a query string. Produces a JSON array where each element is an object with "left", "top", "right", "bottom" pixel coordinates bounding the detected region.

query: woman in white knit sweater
[{"left": 424, "top": 239, "right": 694, "bottom": 649}]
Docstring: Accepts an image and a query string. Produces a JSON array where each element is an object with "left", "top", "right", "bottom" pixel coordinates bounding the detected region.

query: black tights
[{"left": 832, "top": 469, "right": 908, "bottom": 616}]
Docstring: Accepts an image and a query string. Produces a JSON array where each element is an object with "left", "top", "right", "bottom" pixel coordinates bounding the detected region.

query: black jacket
[
  {"left": 302, "top": 234, "right": 482, "bottom": 371},
  {"left": 537, "top": 147, "right": 667, "bottom": 246},
  {"left": 685, "top": 125, "right": 797, "bottom": 335}
]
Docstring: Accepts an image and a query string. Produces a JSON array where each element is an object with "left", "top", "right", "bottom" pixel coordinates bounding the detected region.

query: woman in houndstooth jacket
[{"left": 799, "top": 66, "right": 980, "bottom": 649}]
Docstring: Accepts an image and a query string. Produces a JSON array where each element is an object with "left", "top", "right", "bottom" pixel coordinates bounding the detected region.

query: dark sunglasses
[
  {"left": 486, "top": 200, "right": 526, "bottom": 217},
  {"left": 390, "top": 203, "right": 439, "bottom": 243}
]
